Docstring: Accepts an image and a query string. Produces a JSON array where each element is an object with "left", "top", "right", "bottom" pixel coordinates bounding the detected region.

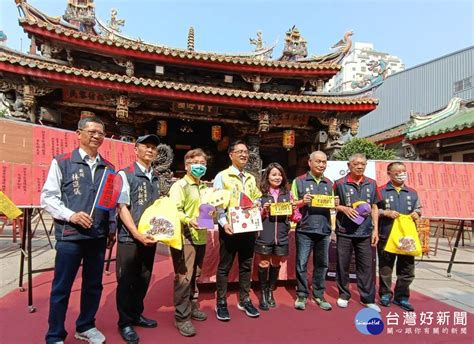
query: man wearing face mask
[
  {"left": 377, "top": 162, "right": 421, "bottom": 312},
  {"left": 116, "top": 134, "right": 160, "bottom": 344},
  {"left": 169, "top": 149, "right": 209, "bottom": 337}
]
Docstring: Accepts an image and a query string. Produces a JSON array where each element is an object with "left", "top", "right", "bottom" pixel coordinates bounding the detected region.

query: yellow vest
[{"left": 220, "top": 167, "right": 262, "bottom": 208}]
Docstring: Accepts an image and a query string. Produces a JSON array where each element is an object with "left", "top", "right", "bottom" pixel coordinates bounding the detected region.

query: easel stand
[{"left": 415, "top": 218, "right": 473, "bottom": 277}]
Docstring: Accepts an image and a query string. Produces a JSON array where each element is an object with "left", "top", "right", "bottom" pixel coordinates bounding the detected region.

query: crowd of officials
[{"left": 41, "top": 117, "right": 421, "bottom": 343}]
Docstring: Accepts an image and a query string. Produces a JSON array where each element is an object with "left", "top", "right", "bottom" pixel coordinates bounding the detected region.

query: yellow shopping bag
[
  {"left": 384, "top": 214, "right": 422, "bottom": 257},
  {"left": 138, "top": 196, "right": 182, "bottom": 250}
]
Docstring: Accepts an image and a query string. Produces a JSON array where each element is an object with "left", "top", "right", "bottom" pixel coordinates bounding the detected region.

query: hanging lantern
[
  {"left": 156, "top": 120, "right": 167, "bottom": 137},
  {"left": 282, "top": 130, "right": 295, "bottom": 150},
  {"left": 115, "top": 95, "right": 129, "bottom": 119},
  {"left": 211, "top": 125, "right": 222, "bottom": 142}
]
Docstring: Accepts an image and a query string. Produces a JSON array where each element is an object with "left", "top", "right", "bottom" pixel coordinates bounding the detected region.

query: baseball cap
[
  {"left": 136, "top": 134, "right": 160, "bottom": 146},
  {"left": 351, "top": 201, "right": 371, "bottom": 225},
  {"left": 196, "top": 204, "right": 215, "bottom": 229}
]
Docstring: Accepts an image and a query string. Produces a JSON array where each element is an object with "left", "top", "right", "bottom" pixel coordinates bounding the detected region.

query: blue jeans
[
  {"left": 295, "top": 231, "right": 330, "bottom": 298},
  {"left": 45, "top": 238, "right": 107, "bottom": 343}
]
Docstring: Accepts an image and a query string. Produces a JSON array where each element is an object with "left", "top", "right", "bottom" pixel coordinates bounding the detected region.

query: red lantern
[
  {"left": 211, "top": 125, "right": 222, "bottom": 142},
  {"left": 282, "top": 130, "right": 295, "bottom": 150}
]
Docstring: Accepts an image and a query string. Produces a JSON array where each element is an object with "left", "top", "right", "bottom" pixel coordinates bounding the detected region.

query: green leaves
[{"left": 333, "top": 138, "right": 396, "bottom": 161}]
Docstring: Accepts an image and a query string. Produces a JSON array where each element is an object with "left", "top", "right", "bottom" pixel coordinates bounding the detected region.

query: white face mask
[{"left": 393, "top": 172, "right": 407, "bottom": 183}]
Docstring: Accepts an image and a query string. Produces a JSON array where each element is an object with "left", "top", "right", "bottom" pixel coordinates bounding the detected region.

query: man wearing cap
[
  {"left": 213, "top": 140, "right": 262, "bottom": 321},
  {"left": 333, "top": 153, "right": 381, "bottom": 312},
  {"left": 41, "top": 117, "right": 116, "bottom": 344},
  {"left": 291, "top": 151, "right": 333, "bottom": 311},
  {"left": 168, "top": 148, "right": 209, "bottom": 337},
  {"left": 115, "top": 134, "right": 160, "bottom": 343},
  {"left": 377, "top": 161, "right": 421, "bottom": 312}
]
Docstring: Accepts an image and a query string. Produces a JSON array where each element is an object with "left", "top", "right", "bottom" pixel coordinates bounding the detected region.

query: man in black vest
[
  {"left": 41, "top": 117, "right": 116, "bottom": 344},
  {"left": 333, "top": 153, "right": 381, "bottom": 313},
  {"left": 291, "top": 151, "right": 333, "bottom": 311},
  {"left": 115, "top": 135, "right": 161, "bottom": 343}
]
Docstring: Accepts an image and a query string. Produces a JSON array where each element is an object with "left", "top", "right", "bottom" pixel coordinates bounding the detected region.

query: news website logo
[{"left": 355, "top": 308, "right": 384, "bottom": 335}]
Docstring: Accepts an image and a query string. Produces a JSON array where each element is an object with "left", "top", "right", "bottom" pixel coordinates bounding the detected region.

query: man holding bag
[
  {"left": 168, "top": 149, "right": 209, "bottom": 337},
  {"left": 115, "top": 135, "right": 160, "bottom": 343},
  {"left": 377, "top": 162, "right": 421, "bottom": 312}
]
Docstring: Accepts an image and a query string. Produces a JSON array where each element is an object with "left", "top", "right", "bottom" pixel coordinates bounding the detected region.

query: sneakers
[
  {"left": 175, "top": 320, "right": 196, "bottom": 337},
  {"left": 336, "top": 298, "right": 349, "bottom": 308},
  {"left": 312, "top": 296, "right": 332, "bottom": 311},
  {"left": 74, "top": 327, "right": 106, "bottom": 344},
  {"left": 191, "top": 308, "right": 208, "bottom": 321},
  {"left": 361, "top": 302, "right": 382, "bottom": 313},
  {"left": 215, "top": 301, "right": 231, "bottom": 321},
  {"left": 237, "top": 299, "right": 260, "bottom": 318},
  {"left": 294, "top": 296, "right": 307, "bottom": 310},
  {"left": 394, "top": 299, "right": 414, "bottom": 312},
  {"left": 379, "top": 294, "right": 391, "bottom": 307}
]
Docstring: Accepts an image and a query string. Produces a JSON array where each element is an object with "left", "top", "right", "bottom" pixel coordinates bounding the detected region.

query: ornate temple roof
[
  {"left": 406, "top": 97, "right": 474, "bottom": 141},
  {"left": 0, "top": 48, "right": 377, "bottom": 112},
  {"left": 366, "top": 123, "right": 407, "bottom": 144},
  {"left": 16, "top": 0, "right": 351, "bottom": 77}
]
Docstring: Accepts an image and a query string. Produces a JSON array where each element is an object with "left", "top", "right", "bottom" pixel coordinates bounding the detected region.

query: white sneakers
[
  {"left": 361, "top": 302, "right": 382, "bottom": 313},
  {"left": 74, "top": 327, "right": 106, "bottom": 344},
  {"left": 337, "top": 298, "right": 381, "bottom": 313},
  {"left": 336, "top": 298, "right": 349, "bottom": 308}
]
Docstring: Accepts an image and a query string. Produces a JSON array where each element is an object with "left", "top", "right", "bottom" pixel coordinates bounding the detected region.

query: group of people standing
[{"left": 41, "top": 117, "right": 421, "bottom": 344}]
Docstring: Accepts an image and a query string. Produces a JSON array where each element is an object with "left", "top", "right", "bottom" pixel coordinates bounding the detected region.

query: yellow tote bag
[
  {"left": 138, "top": 196, "right": 182, "bottom": 250},
  {"left": 384, "top": 214, "right": 422, "bottom": 257}
]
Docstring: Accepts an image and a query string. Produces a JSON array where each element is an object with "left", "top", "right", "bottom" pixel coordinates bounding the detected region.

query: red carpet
[{"left": 0, "top": 253, "right": 472, "bottom": 344}]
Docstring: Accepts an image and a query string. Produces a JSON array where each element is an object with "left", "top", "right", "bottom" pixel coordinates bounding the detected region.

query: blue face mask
[{"left": 190, "top": 164, "right": 207, "bottom": 179}]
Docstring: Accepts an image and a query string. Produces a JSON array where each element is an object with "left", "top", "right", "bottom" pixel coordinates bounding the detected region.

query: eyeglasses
[
  {"left": 232, "top": 150, "right": 249, "bottom": 156},
  {"left": 79, "top": 129, "right": 105, "bottom": 138},
  {"left": 185, "top": 161, "right": 207, "bottom": 166}
]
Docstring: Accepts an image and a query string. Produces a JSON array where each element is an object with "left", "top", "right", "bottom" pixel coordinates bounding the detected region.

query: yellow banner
[
  {"left": 311, "top": 195, "right": 335, "bottom": 208},
  {"left": 270, "top": 202, "right": 292, "bottom": 216},
  {"left": 0, "top": 191, "right": 23, "bottom": 219}
]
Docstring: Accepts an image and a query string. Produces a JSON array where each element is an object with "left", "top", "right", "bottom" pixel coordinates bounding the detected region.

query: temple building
[{"left": 0, "top": 0, "right": 379, "bottom": 177}]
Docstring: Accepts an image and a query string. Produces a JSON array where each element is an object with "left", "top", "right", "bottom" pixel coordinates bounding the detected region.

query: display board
[{"left": 0, "top": 118, "right": 136, "bottom": 207}]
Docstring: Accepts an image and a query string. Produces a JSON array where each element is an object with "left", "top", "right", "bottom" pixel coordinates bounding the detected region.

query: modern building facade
[{"left": 325, "top": 42, "right": 404, "bottom": 93}]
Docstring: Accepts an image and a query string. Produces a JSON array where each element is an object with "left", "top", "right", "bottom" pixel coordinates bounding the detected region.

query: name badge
[
  {"left": 270, "top": 202, "right": 292, "bottom": 216},
  {"left": 311, "top": 195, "right": 335, "bottom": 208}
]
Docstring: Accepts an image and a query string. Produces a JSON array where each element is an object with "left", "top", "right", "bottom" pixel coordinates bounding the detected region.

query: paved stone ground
[{"left": 1, "top": 215, "right": 472, "bottom": 312}]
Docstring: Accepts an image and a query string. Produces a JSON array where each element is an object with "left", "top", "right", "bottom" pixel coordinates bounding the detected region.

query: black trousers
[
  {"left": 116, "top": 241, "right": 156, "bottom": 328},
  {"left": 216, "top": 226, "right": 256, "bottom": 303},
  {"left": 377, "top": 238, "right": 415, "bottom": 301},
  {"left": 336, "top": 235, "right": 375, "bottom": 304},
  {"left": 171, "top": 243, "right": 206, "bottom": 322}
]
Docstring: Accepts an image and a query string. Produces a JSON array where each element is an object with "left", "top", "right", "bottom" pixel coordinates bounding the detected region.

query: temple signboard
[{"left": 172, "top": 102, "right": 218, "bottom": 115}]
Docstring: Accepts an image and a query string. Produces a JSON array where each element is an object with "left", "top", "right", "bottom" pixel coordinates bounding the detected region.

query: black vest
[
  {"left": 334, "top": 175, "right": 378, "bottom": 237},
  {"left": 293, "top": 173, "right": 332, "bottom": 235},
  {"left": 54, "top": 149, "right": 115, "bottom": 241},
  {"left": 117, "top": 162, "right": 160, "bottom": 243},
  {"left": 378, "top": 182, "right": 419, "bottom": 238},
  {"left": 256, "top": 190, "right": 292, "bottom": 246}
]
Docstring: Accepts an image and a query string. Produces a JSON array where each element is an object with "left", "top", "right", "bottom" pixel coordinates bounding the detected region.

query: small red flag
[{"left": 96, "top": 170, "right": 122, "bottom": 211}]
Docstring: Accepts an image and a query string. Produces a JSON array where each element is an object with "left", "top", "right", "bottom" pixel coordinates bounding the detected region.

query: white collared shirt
[{"left": 41, "top": 149, "right": 101, "bottom": 222}]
